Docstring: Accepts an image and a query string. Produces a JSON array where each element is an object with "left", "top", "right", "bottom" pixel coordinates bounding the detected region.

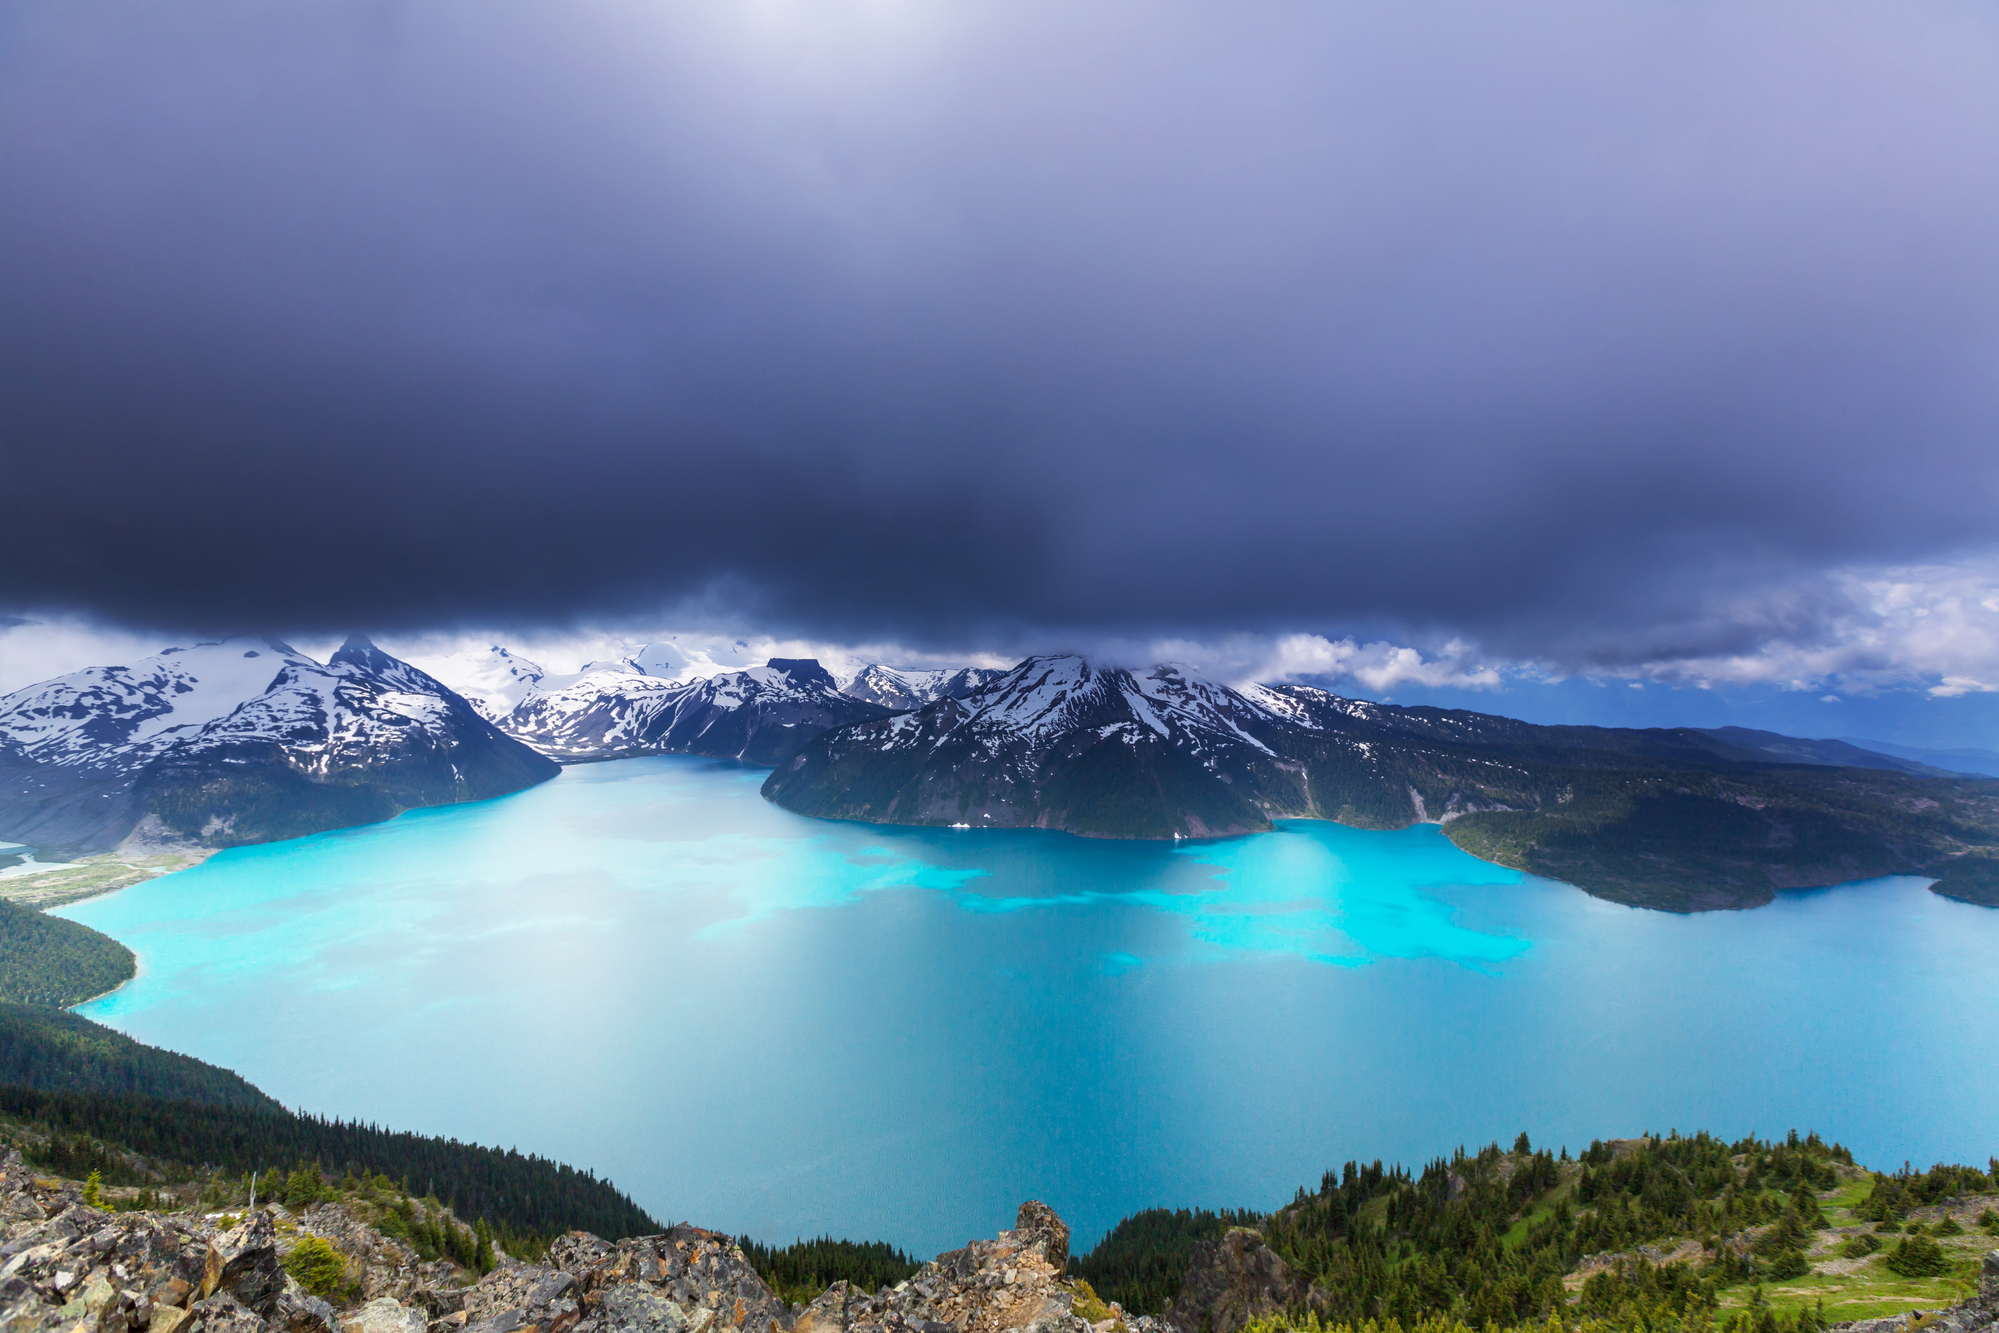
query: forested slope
[
  {"left": 0, "top": 1000, "right": 658, "bottom": 1249},
  {"left": 0, "top": 902, "right": 135, "bottom": 1006},
  {"left": 1074, "top": 1132, "right": 1999, "bottom": 1332}
]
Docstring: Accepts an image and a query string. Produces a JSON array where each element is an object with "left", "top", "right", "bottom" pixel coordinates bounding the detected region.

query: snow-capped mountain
[
  {"left": 763, "top": 655, "right": 1321, "bottom": 837},
  {"left": 0, "top": 636, "right": 556, "bottom": 855},
  {"left": 416, "top": 641, "right": 715, "bottom": 723},
  {"left": 412, "top": 645, "right": 551, "bottom": 722},
  {"left": 761, "top": 652, "right": 1739, "bottom": 839},
  {"left": 839, "top": 664, "right": 1006, "bottom": 711},
  {"left": 761, "top": 653, "right": 1999, "bottom": 915},
  {"left": 499, "top": 658, "right": 891, "bottom": 765}
]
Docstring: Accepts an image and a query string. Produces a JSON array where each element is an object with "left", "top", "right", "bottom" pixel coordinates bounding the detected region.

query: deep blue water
[{"left": 56, "top": 756, "right": 1999, "bottom": 1258}]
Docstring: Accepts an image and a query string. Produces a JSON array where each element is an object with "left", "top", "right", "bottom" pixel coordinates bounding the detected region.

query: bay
[{"left": 55, "top": 755, "right": 1999, "bottom": 1258}]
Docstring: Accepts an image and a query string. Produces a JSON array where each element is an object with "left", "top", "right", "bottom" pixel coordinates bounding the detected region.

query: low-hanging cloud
[{"left": 5, "top": 0, "right": 1999, "bottom": 685}]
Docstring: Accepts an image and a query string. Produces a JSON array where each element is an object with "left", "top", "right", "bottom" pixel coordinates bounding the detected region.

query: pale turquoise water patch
[
  {"left": 55, "top": 755, "right": 1999, "bottom": 1260},
  {"left": 954, "top": 821, "right": 1529, "bottom": 968}
]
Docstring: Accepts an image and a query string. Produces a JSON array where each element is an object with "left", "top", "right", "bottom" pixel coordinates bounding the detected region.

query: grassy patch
[{"left": 0, "top": 850, "right": 213, "bottom": 908}]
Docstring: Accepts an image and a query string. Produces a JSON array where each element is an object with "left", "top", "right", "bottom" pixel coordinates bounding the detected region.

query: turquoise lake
[{"left": 56, "top": 756, "right": 1999, "bottom": 1257}]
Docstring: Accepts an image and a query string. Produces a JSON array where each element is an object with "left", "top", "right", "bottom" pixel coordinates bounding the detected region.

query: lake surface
[{"left": 58, "top": 756, "right": 1999, "bottom": 1258}]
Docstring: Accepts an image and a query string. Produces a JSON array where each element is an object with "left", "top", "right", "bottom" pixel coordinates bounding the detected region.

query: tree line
[{"left": 0, "top": 1083, "right": 659, "bottom": 1248}]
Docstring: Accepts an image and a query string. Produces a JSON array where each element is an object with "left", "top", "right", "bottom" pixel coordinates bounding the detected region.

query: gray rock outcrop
[
  {"left": 0, "top": 1149, "right": 335, "bottom": 1333},
  {"left": 1161, "top": 1228, "right": 1325, "bottom": 1333},
  {"left": 784, "top": 1201, "right": 1084, "bottom": 1333},
  {"left": 450, "top": 1200, "right": 1107, "bottom": 1333}
]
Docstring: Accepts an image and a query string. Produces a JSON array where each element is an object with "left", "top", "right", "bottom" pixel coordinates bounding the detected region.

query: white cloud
[
  {"left": 9, "top": 556, "right": 1999, "bottom": 709},
  {"left": 1140, "top": 633, "right": 1504, "bottom": 693},
  {"left": 0, "top": 617, "right": 183, "bottom": 696},
  {"left": 1592, "top": 560, "right": 1999, "bottom": 697}
]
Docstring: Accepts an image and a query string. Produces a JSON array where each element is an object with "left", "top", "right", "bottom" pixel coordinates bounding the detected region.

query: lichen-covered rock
[
  {"left": 190, "top": 1291, "right": 275, "bottom": 1333},
  {"left": 210, "top": 1216, "right": 286, "bottom": 1314},
  {"left": 338, "top": 1296, "right": 425, "bottom": 1333},
  {"left": 558, "top": 1224, "right": 793, "bottom": 1333},
  {"left": 1161, "top": 1229, "right": 1324, "bottom": 1333},
  {"left": 459, "top": 1263, "right": 586, "bottom": 1333},
  {"left": 1984, "top": 1249, "right": 1998, "bottom": 1303}
]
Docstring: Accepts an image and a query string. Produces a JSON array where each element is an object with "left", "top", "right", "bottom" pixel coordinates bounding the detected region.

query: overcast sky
[{"left": 4, "top": 1, "right": 1998, "bottom": 719}]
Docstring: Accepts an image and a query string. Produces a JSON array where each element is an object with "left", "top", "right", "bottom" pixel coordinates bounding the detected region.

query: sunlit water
[{"left": 56, "top": 756, "right": 1999, "bottom": 1257}]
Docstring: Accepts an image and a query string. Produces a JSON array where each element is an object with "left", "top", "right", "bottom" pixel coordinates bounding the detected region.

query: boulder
[
  {"left": 188, "top": 1292, "right": 275, "bottom": 1333},
  {"left": 459, "top": 1262, "right": 587, "bottom": 1333},
  {"left": 1984, "top": 1250, "right": 1998, "bottom": 1303},
  {"left": 340, "top": 1297, "right": 426, "bottom": 1333},
  {"left": 792, "top": 1282, "right": 870, "bottom": 1333},
  {"left": 1010, "top": 1205, "right": 1069, "bottom": 1273},
  {"left": 275, "top": 1286, "right": 338, "bottom": 1333},
  {"left": 1162, "top": 1229, "right": 1325, "bottom": 1333},
  {"left": 209, "top": 1216, "right": 285, "bottom": 1315}
]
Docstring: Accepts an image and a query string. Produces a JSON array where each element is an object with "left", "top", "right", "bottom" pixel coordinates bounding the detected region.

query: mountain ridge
[
  {"left": 0, "top": 636, "right": 557, "bottom": 856},
  {"left": 762, "top": 654, "right": 1999, "bottom": 911}
]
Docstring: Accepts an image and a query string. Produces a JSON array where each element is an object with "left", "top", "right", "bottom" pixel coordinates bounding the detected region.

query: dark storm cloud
[{"left": 4, "top": 0, "right": 1998, "bottom": 667}]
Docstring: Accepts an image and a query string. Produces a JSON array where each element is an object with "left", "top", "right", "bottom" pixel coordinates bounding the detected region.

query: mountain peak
[
  {"left": 330, "top": 634, "right": 390, "bottom": 669},
  {"left": 763, "top": 658, "right": 836, "bottom": 690}
]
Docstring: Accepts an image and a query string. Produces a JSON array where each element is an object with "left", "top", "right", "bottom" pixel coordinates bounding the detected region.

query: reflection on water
[{"left": 57, "top": 756, "right": 1999, "bottom": 1257}]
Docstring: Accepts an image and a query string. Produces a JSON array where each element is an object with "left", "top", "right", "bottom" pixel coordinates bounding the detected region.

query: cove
[{"left": 55, "top": 755, "right": 1999, "bottom": 1259}]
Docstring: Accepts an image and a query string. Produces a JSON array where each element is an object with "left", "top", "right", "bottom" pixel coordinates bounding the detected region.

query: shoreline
[
  {"left": 65, "top": 962, "right": 140, "bottom": 1011},
  {"left": 1, "top": 845, "right": 217, "bottom": 911}
]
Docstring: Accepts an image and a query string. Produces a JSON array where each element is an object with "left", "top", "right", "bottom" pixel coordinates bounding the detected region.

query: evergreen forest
[
  {"left": 736, "top": 1236, "right": 922, "bottom": 1306},
  {"left": 0, "top": 902, "right": 135, "bottom": 1007},
  {"left": 0, "top": 996, "right": 657, "bottom": 1253},
  {"left": 1074, "top": 1131, "right": 1999, "bottom": 1333}
]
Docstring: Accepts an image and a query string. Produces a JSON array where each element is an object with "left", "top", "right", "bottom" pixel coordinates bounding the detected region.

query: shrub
[
  {"left": 1883, "top": 1234, "right": 1950, "bottom": 1278},
  {"left": 282, "top": 1236, "right": 349, "bottom": 1298},
  {"left": 1838, "top": 1234, "right": 1879, "bottom": 1259},
  {"left": 1071, "top": 1278, "right": 1118, "bottom": 1325},
  {"left": 1766, "top": 1249, "right": 1811, "bottom": 1280},
  {"left": 1933, "top": 1218, "right": 1963, "bottom": 1236}
]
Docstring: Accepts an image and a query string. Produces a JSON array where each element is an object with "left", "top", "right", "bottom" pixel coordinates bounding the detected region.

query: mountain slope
[
  {"left": 764, "top": 656, "right": 1999, "bottom": 910},
  {"left": 1841, "top": 736, "right": 1999, "bottom": 778},
  {"left": 0, "top": 636, "right": 558, "bottom": 855},
  {"left": 501, "top": 658, "right": 893, "bottom": 765},
  {"left": 765, "top": 656, "right": 1312, "bottom": 837},
  {"left": 1691, "top": 727, "right": 1953, "bottom": 776}
]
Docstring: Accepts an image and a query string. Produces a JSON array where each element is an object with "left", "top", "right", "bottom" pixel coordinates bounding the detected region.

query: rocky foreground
[
  {"left": 0, "top": 1154, "right": 1161, "bottom": 1333},
  {"left": 0, "top": 1148, "right": 1992, "bottom": 1333}
]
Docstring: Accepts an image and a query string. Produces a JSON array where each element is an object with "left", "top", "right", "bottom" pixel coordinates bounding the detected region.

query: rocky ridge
[
  {"left": 497, "top": 660, "right": 890, "bottom": 766},
  {"left": 761, "top": 653, "right": 1999, "bottom": 910},
  {"left": 838, "top": 668, "right": 1006, "bottom": 714},
  {"left": 0, "top": 1163, "right": 1161, "bottom": 1333}
]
